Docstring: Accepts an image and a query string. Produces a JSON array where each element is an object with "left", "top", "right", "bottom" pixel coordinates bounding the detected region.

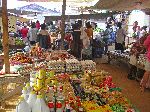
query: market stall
[
  {"left": 0, "top": 48, "right": 140, "bottom": 112},
  {"left": 14, "top": 55, "right": 139, "bottom": 112}
]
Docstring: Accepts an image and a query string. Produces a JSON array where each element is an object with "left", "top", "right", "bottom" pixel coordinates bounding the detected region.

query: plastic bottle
[
  {"left": 16, "top": 96, "right": 31, "bottom": 112},
  {"left": 27, "top": 91, "right": 37, "bottom": 110},
  {"left": 65, "top": 102, "right": 71, "bottom": 112},
  {"left": 78, "top": 104, "right": 84, "bottom": 112},
  {"left": 56, "top": 101, "right": 63, "bottom": 112},
  {"left": 48, "top": 101, "right": 55, "bottom": 112},
  {"left": 22, "top": 87, "right": 29, "bottom": 101},
  {"left": 32, "top": 95, "right": 50, "bottom": 112},
  {"left": 25, "top": 83, "right": 31, "bottom": 94}
]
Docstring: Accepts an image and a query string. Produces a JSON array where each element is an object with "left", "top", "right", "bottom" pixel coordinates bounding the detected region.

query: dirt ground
[{"left": 0, "top": 58, "right": 150, "bottom": 112}]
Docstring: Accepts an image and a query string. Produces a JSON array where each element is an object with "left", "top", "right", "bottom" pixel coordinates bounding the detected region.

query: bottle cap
[
  {"left": 19, "top": 95, "right": 24, "bottom": 101},
  {"left": 79, "top": 107, "right": 83, "bottom": 111},
  {"left": 23, "top": 87, "right": 27, "bottom": 91},
  {"left": 30, "top": 91, "right": 36, "bottom": 94},
  {"left": 26, "top": 83, "right": 30, "bottom": 87},
  {"left": 37, "top": 95, "right": 43, "bottom": 98}
]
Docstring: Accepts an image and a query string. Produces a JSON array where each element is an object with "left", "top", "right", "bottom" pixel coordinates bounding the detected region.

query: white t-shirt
[
  {"left": 116, "top": 28, "right": 125, "bottom": 43},
  {"left": 28, "top": 28, "right": 38, "bottom": 41}
]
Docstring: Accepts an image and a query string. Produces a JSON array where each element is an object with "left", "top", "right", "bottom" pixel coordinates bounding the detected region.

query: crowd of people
[
  {"left": 15, "top": 18, "right": 150, "bottom": 92},
  {"left": 17, "top": 20, "right": 51, "bottom": 50}
]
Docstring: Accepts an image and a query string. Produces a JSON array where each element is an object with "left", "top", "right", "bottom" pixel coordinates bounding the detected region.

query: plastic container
[
  {"left": 25, "top": 83, "right": 31, "bottom": 94},
  {"left": 32, "top": 95, "right": 50, "bottom": 112},
  {"left": 56, "top": 101, "right": 63, "bottom": 112},
  {"left": 16, "top": 96, "right": 31, "bottom": 112},
  {"left": 48, "top": 101, "right": 55, "bottom": 112},
  {"left": 22, "top": 87, "right": 29, "bottom": 101},
  {"left": 39, "top": 69, "right": 46, "bottom": 79},
  {"left": 27, "top": 91, "right": 37, "bottom": 110}
]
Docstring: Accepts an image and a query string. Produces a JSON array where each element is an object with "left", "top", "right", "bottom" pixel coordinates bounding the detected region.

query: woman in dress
[{"left": 140, "top": 34, "right": 150, "bottom": 92}]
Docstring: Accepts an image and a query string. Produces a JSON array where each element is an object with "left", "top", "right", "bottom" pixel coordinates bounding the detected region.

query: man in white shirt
[{"left": 115, "top": 22, "right": 126, "bottom": 52}]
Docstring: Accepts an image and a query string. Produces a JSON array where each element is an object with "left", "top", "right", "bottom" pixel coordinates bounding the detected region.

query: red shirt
[
  {"left": 36, "top": 23, "right": 40, "bottom": 29},
  {"left": 21, "top": 27, "right": 29, "bottom": 38},
  {"left": 65, "top": 33, "right": 72, "bottom": 42}
]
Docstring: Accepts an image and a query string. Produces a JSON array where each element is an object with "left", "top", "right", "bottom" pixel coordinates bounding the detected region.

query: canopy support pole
[
  {"left": 2, "top": 0, "right": 10, "bottom": 73},
  {"left": 61, "top": 0, "right": 66, "bottom": 50}
]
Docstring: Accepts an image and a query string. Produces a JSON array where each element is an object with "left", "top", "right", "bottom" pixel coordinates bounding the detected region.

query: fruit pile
[
  {"left": 9, "top": 53, "right": 33, "bottom": 64},
  {"left": 15, "top": 38, "right": 25, "bottom": 46},
  {"left": 46, "top": 52, "right": 73, "bottom": 61},
  {"left": 71, "top": 70, "right": 137, "bottom": 112}
]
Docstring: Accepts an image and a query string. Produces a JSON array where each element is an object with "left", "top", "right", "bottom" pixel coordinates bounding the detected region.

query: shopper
[
  {"left": 64, "top": 32, "right": 72, "bottom": 50},
  {"left": 17, "top": 22, "right": 22, "bottom": 37},
  {"left": 128, "top": 33, "right": 148, "bottom": 80},
  {"left": 36, "top": 20, "right": 41, "bottom": 30},
  {"left": 20, "top": 23, "right": 29, "bottom": 43},
  {"left": 132, "top": 21, "right": 140, "bottom": 39},
  {"left": 85, "top": 22, "right": 93, "bottom": 42},
  {"left": 85, "top": 22, "right": 93, "bottom": 58},
  {"left": 71, "top": 23, "right": 82, "bottom": 59},
  {"left": 37, "top": 24, "right": 51, "bottom": 49},
  {"left": 140, "top": 34, "right": 150, "bottom": 92},
  {"left": 28, "top": 22, "right": 38, "bottom": 46},
  {"left": 78, "top": 20, "right": 89, "bottom": 49},
  {"left": 103, "top": 24, "right": 112, "bottom": 54},
  {"left": 139, "top": 26, "right": 147, "bottom": 38},
  {"left": 115, "top": 22, "right": 126, "bottom": 53}
]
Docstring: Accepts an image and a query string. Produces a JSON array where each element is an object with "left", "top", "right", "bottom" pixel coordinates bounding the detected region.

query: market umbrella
[{"left": 94, "top": 0, "right": 150, "bottom": 11}]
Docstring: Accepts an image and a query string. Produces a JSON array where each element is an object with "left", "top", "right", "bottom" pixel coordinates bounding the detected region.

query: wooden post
[
  {"left": 2, "top": 0, "right": 10, "bottom": 73},
  {"left": 61, "top": 0, "right": 66, "bottom": 50}
]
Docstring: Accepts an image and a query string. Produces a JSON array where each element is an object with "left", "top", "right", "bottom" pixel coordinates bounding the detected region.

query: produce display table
[
  {"left": 9, "top": 45, "right": 25, "bottom": 50},
  {"left": 16, "top": 69, "right": 139, "bottom": 112},
  {"left": 107, "top": 51, "right": 130, "bottom": 68},
  {"left": 107, "top": 51, "right": 145, "bottom": 70},
  {"left": 3, "top": 50, "right": 139, "bottom": 112}
]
